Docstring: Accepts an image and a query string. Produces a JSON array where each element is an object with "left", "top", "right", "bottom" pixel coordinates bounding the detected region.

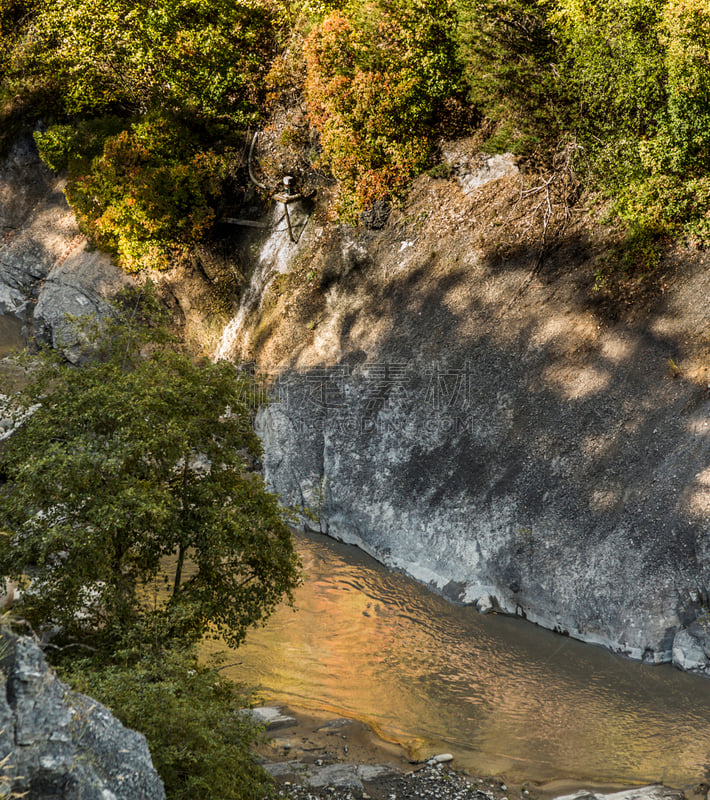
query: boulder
[
  {"left": 0, "top": 138, "right": 130, "bottom": 359},
  {"left": 248, "top": 706, "right": 298, "bottom": 730},
  {"left": 672, "top": 620, "right": 710, "bottom": 672},
  {"left": 33, "top": 247, "right": 128, "bottom": 363},
  {"left": 0, "top": 630, "right": 165, "bottom": 799}
]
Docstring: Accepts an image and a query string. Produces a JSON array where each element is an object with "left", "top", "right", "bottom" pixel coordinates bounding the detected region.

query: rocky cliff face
[
  {"left": 0, "top": 138, "right": 130, "bottom": 363},
  {"left": 0, "top": 630, "right": 165, "bottom": 799},
  {"left": 222, "top": 144, "right": 710, "bottom": 674}
]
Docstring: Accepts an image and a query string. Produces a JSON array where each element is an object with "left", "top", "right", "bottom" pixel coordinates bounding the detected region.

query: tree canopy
[
  {"left": 3, "top": 0, "right": 710, "bottom": 286},
  {"left": 1, "top": 0, "right": 279, "bottom": 271},
  {"left": 303, "top": 0, "right": 466, "bottom": 218},
  {"left": 0, "top": 309, "right": 300, "bottom": 651},
  {"left": 0, "top": 294, "right": 300, "bottom": 800}
]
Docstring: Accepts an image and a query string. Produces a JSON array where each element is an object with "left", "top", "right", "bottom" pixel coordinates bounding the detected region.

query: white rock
[
  {"left": 476, "top": 595, "right": 495, "bottom": 614},
  {"left": 672, "top": 628, "right": 709, "bottom": 672},
  {"left": 428, "top": 753, "right": 453, "bottom": 764},
  {"left": 554, "top": 785, "right": 683, "bottom": 800},
  {"left": 248, "top": 706, "right": 298, "bottom": 730},
  {"left": 458, "top": 154, "right": 519, "bottom": 195}
]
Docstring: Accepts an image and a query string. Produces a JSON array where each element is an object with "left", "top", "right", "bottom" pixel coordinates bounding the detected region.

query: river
[
  {"left": 0, "top": 314, "right": 24, "bottom": 357},
  {"left": 207, "top": 531, "right": 710, "bottom": 792}
]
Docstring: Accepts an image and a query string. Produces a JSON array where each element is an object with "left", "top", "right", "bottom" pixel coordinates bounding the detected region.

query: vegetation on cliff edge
[{"left": 1, "top": 0, "right": 709, "bottom": 282}]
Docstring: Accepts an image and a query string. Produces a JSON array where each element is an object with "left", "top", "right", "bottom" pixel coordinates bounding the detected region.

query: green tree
[
  {"left": 456, "top": 0, "right": 562, "bottom": 154},
  {"left": 303, "top": 0, "right": 465, "bottom": 217},
  {"left": 0, "top": 307, "right": 300, "bottom": 650}
]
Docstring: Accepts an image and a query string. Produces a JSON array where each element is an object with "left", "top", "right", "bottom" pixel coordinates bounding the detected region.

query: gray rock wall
[
  {"left": 257, "top": 350, "right": 710, "bottom": 667},
  {"left": 0, "top": 138, "right": 129, "bottom": 362},
  {"left": 250, "top": 160, "right": 710, "bottom": 675},
  {"left": 0, "top": 631, "right": 165, "bottom": 799}
]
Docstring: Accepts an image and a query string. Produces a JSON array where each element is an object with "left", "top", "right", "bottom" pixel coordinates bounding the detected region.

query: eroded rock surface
[
  {"left": 0, "top": 138, "right": 129, "bottom": 362},
  {"left": 243, "top": 153, "right": 710, "bottom": 673},
  {"left": 0, "top": 630, "right": 165, "bottom": 799}
]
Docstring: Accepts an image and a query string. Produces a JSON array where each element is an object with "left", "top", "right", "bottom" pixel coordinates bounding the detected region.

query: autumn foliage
[{"left": 303, "top": 0, "right": 464, "bottom": 218}]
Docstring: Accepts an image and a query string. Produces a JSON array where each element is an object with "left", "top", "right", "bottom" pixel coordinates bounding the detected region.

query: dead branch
[{"left": 503, "top": 140, "right": 582, "bottom": 309}]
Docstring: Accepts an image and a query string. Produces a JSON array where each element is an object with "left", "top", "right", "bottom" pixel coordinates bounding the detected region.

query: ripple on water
[{"left": 204, "top": 531, "right": 710, "bottom": 790}]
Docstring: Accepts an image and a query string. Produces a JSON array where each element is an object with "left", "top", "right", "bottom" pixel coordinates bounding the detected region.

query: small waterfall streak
[{"left": 213, "top": 204, "right": 298, "bottom": 362}]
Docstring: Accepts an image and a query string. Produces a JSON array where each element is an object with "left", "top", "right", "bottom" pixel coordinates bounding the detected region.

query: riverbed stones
[
  {"left": 279, "top": 761, "right": 684, "bottom": 800},
  {"left": 427, "top": 754, "right": 454, "bottom": 764},
  {"left": 250, "top": 706, "right": 299, "bottom": 730},
  {"left": 267, "top": 761, "right": 398, "bottom": 791},
  {"left": 278, "top": 762, "right": 503, "bottom": 800},
  {"left": 554, "top": 786, "right": 683, "bottom": 800}
]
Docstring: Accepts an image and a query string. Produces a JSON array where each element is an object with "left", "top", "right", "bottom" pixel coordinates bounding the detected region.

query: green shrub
[
  {"left": 304, "top": 0, "right": 465, "bottom": 218},
  {"left": 11, "top": 0, "right": 275, "bottom": 124},
  {"left": 33, "top": 117, "right": 125, "bottom": 172},
  {"left": 613, "top": 173, "right": 710, "bottom": 245},
  {"left": 547, "top": 0, "right": 710, "bottom": 250},
  {"left": 549, "top": 0, "right": 667, "bottom": 142},
  {"left": 3, "top": 0, "right": 279, "bottom": 270},
  {"left": 36, "top": 116, "right": 233, "bottom": 271},
  {"left": 63, "top": 648, "right": 276, "bottom": 800},
  {"left": 653, "top": 0, "right": 710, "bottom": 175}
]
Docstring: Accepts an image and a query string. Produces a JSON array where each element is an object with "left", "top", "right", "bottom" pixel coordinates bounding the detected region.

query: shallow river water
[
  {"left": 0, "top": 314, "right": 24, "bottom": 357},
  {"left": 207, "top": 531, "right": 710, "bottom": 791}
]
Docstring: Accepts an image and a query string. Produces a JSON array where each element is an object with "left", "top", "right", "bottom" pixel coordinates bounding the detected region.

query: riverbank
[
  {"left": 254, "top": 703, "right": 526, "bottom": 800},
  {"left": 254, "top": 705, "right": 687, "bottom": 800}
]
